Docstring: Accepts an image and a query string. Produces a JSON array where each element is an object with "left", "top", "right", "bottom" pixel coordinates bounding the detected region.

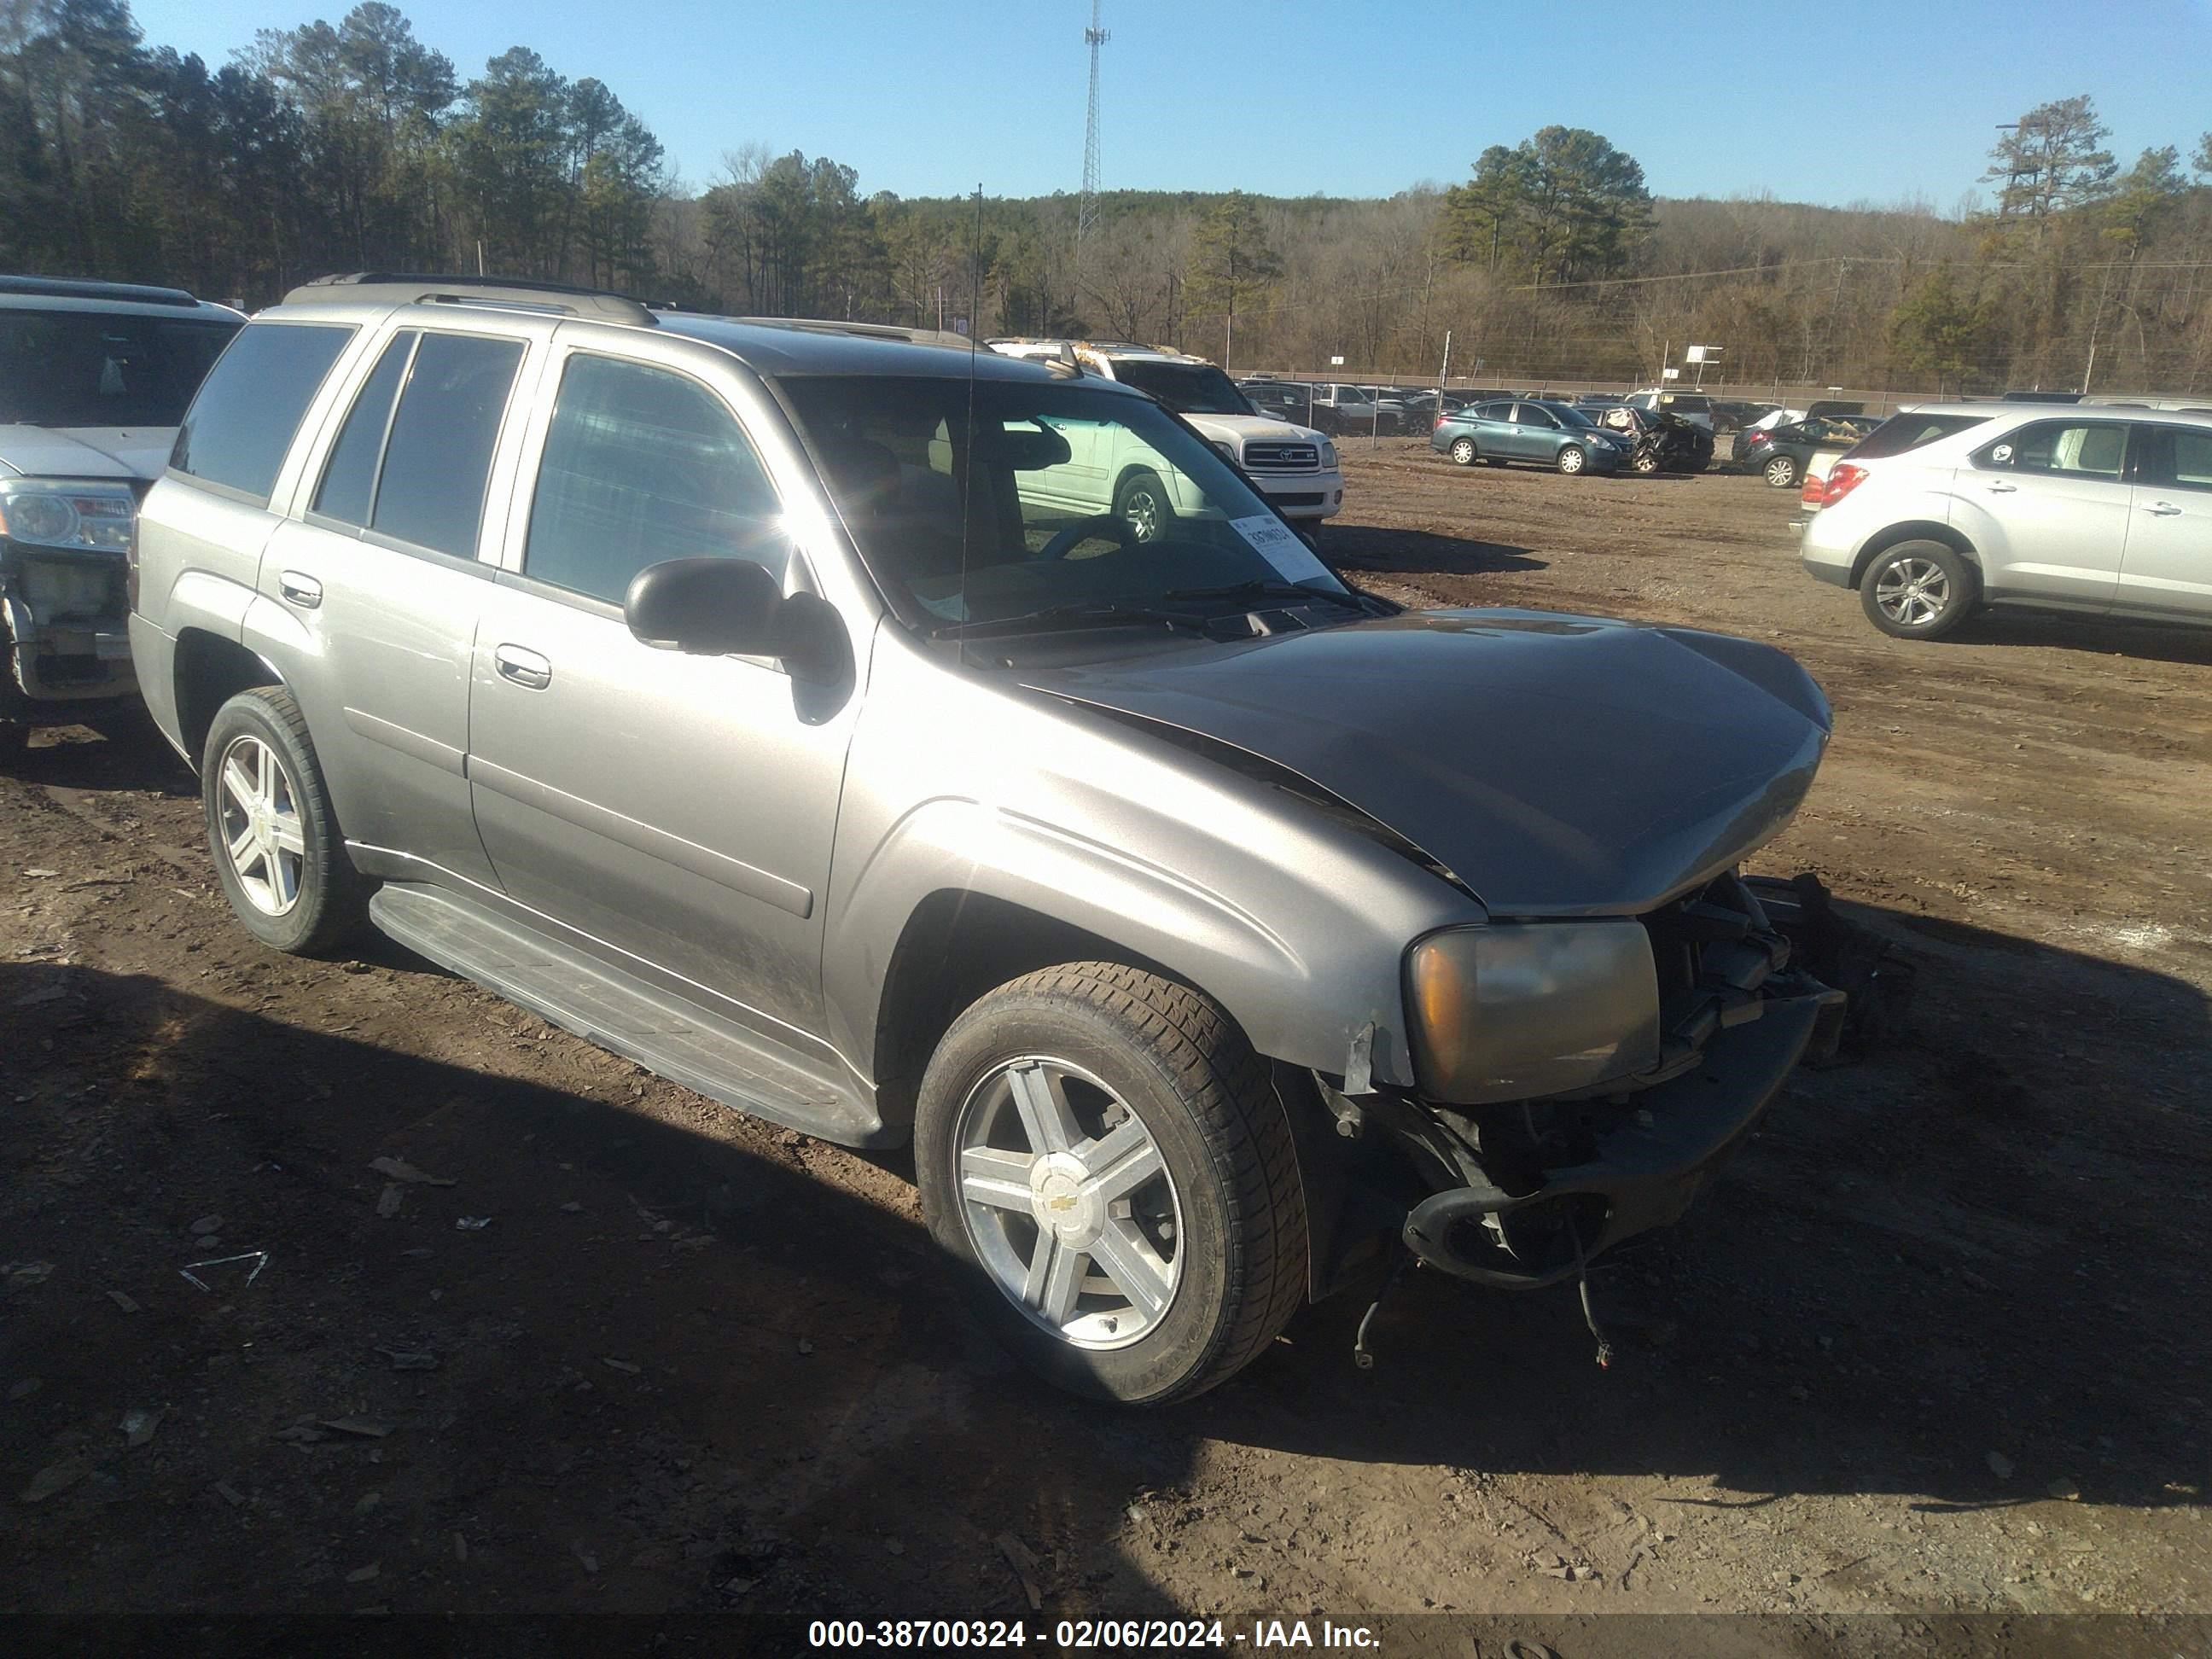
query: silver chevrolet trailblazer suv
[{"left": 132, "top": 275, "right": 1842, "bottom": 1403}]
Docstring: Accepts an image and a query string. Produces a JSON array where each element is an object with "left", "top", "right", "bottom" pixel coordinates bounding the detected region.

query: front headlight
[
  {"left": 1210, "top": 440, "right": 1239, "bottom": 465},
  {"left": 0, "top": 480, "right": 136, "bottom": 552},
  {"left": 1406, "top": 923, "right": 1660, "bottom": 1104},
  {"left": 1320, "top": 439, "right": 1339, "bottom": 469}
]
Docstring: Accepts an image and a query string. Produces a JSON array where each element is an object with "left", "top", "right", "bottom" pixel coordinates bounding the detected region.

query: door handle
[
  {"left": 493, "top": 644, "right": 552, "bottom": 690},
  {"left": 277, "top": 570, "right": 323, "bottom": 608},
  {"left": 1984, "top": 481, "right": 2017, "bottom": 493},
  {"left": 2144, "top": 501, "right": 2183, "bottom": 516}
]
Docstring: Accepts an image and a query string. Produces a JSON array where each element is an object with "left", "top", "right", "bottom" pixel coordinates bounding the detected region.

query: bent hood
[
  {"left": 1021, "top": 609, "right": 1831, "bottom": 917},
  {"left": 0, "top": 425, "right": 176, "bottom": 483}
]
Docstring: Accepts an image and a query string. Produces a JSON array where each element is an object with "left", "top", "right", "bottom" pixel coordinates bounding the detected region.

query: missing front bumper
[{"left": 1400, "top": 987, "right": 1836, "bottom": 1289}]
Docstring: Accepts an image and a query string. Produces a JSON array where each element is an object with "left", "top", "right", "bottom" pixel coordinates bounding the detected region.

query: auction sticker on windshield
[{"left": 1229, "top": 515, "right": 1316, "bottom": 580}]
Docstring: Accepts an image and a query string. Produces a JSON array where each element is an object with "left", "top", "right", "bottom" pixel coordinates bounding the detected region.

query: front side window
[
  {"left": 781, "top": 376, "right": 1344, "bottom": 630},
  {"left": 1978, "top": 420, "right": 2128, "bottom": 480},
  {"left": 1514, "top": 405, "right": 1557, "bottom": 428},
  {"left": 2137, "top": 425, "right": 2212, "bottom": 493},
  {"left": 172, "top": 322, "right": 353, "bottom": 502},
  {"left": 524, "top": 355, "right": 783, "bottom": 605},
  {"left": 370, "top": 332, "right": 525, "bottom": 558}
]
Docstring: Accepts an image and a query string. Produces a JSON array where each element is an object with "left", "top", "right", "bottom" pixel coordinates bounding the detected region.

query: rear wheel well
[
  {"left": 871, "top": 892, "right": 1185, "bottom": 1129},
  {"left": 1851, "top": 521, "right": 1976, "bottom": 590},
  {"left": 173, "top": 630, "right": 280, "bottom": 768}
]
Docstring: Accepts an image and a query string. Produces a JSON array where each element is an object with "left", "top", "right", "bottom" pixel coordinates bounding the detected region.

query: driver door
[{"left": 466, "top": 339, "right": 858, "bottom": 1044}]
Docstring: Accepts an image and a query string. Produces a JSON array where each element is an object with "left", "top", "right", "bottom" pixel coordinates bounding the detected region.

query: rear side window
[
  {"left": 1847, "top": 413, "right": 1989, "bottom": 460},
  {"left": 370, "top": 332, "right": 525, "bottom": 558},
  {"left": 171, "top": 322, "right": 353, "bottom": 502},
  {"left": 1976, "top": 420, "right": 2128, "bottom": 480},
  {"left": 311, "top": 331, "right": 416, "bottom": 527},
  {"left": 523, "top": 354, "right": 783, "bottom": 606}
]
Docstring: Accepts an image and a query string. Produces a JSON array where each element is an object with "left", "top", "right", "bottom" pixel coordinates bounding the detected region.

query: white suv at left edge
[
  {"left": 988, "top": 340, "right": 1345, "bottom": 544},
  {"left": 1797, "top": 402, "right": 2212, "bottom": 640}
]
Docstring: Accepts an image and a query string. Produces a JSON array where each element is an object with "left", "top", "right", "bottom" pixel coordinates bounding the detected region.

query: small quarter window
[{"left": 312, "top": 331, "right": 416, "bottom": 527}]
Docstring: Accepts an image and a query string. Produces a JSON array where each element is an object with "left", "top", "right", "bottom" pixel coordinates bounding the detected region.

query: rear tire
[
  {"left": 201, "top": 686, "right": 367, "bottom": 955},
  {"left": 1448, "top": 437, "right": 1477, "bottom": 467},
  {"left": 0, "top": 725, "right": 26, "bottom": 769},
  {"left": 914, "top": 963, "right": 1307, "bottom": 1406},
  {"left": 1860, "top": 539, "right": 1978, "bottom": 641},
  {"left": 1113, "top": 469, "right": 1174, "bottom": 544},
  {"left": 1763, "top": 455, "right": 1799, "bottom": 489}
]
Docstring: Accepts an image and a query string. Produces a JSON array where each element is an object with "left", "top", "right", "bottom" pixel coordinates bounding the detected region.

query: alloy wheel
[
  {"left": 214, "top": 733, "right": 307, "bottom": 916},
  {"left": 1874, "top": 556, "right": 1952, "bottom": 628},
  {"left": 953, "top": 1056, "right": 1184, "bottom": 1350},
  {"left": 1121, "top": 486, "right": 1164, "bottom": 543}
]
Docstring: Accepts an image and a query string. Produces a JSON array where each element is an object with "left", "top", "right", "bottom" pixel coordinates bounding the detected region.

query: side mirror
[{"left": 624, "top": 556, "right": 783, "bottom": 655}]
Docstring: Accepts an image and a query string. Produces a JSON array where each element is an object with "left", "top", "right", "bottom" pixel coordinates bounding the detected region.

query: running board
[{"left": 367, "top": 882, "right": 893, "bottom": 1148}]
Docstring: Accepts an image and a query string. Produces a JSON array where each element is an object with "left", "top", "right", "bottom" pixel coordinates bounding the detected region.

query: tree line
[{"left": 4, "top": 1, "right": 2209, "bottom": 394}]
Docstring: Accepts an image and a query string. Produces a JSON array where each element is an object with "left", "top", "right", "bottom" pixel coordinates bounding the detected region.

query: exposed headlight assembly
[
  {"left": 1406, "top": 923, "right": 1661, "bottom": 1104},
  {"left": 0, "top": 480, "right": 136, "bottom": 552}
]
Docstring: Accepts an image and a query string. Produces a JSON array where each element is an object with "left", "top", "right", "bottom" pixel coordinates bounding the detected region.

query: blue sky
[{"left": 131, "top": 0, "right": 2210, "bottom": 208}]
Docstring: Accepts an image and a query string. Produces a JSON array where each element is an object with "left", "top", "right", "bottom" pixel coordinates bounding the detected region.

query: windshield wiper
[
  {"left": 1161, "top": 579, "right": 1371, "bottom": 612},
  {"left": 929, "top": 601, "right": 1210, "bottom": 639}
]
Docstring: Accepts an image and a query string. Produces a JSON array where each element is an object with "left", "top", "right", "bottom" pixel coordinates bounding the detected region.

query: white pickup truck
[{"left": 987, "top": 340, "right": 1345, "bottom": 544}]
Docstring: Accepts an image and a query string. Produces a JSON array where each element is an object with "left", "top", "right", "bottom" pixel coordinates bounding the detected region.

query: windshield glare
[
  {"left": 1110, "top": 360, "right": 1254, "bottom": 416},
  {"left": 783, "top": 376, "right": 1344, "bottom": 629},
  {"left": 0, "top": 311, "right": 240, "bottom": 427}
]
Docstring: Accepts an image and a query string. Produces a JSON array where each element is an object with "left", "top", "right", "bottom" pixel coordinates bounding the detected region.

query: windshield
[
  {"left": 0, "top": 310, "right": 240, "bottom": 427},
  {"left": 1109, "top": 360, "right": 1254, "bottom": 416},
  {"left": 782, "top": 376, "right": 1347, "bottom": 630}
]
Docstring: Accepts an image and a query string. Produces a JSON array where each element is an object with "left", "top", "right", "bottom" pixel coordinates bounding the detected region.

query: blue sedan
[{"left": 1429, "top": 399, "right": 1631, "bottom": 475}]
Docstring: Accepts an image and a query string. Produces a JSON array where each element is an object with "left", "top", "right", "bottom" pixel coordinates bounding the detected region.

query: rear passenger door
[
  {"left": 1964, "top": 418, "right": 2131, "bottom": 608},
  {"left": 258, "top": 323, "right": 538, "bottom": 888},
  {"left": 2117, "top": 423, "right": 2212, "bottom": 618},
  {"left": 465, "top": 336, "right": 854, "bottom": 1046}
]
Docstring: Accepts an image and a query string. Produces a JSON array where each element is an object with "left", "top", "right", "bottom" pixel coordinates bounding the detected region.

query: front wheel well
[
  {"left": 173, "top": 630, "right": 281, "bottom": 768},
  {"left": 870, "top": 891, "right": 1188, "bottom": 1129},
  {"left": 1850, "top": 521, "right": 1977, "bottom": 590}
]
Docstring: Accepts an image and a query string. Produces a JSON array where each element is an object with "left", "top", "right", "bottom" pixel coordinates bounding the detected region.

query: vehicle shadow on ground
[
  {"left": 1325, "top": 524, "right": 1545, "bottom": 582},
  {"left": 1948, "top": 609, "right": 2212, "bottom": 667},
  {"left": 3, "top": 890, "right": 2204, "bottom": 1615},
  {"left": 13, "top": 723, "right": 196, "bottom": 796},
  {"left": 1182, "top": 897, "right": 2210, "bottom": 1516}
]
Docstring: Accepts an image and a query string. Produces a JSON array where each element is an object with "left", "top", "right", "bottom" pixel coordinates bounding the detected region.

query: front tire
[
  {"left": 1448, "top": 437, "right": 1477, "bottom": 467},
  {"left": 201, "top": 686, "right": 366, "bottom": 954},
  {"left": 1763, "top": 455, "right": 1799, "bottom": 489},
  {"left": 1556, "top": 444, "right": 1587, "bottom": 475},
  {"left": 914, "top": 963, "right": 1307, "bottom": 1406},
  {"left": 1860, "top": 539, "right": 1978, "bottom": 641}
]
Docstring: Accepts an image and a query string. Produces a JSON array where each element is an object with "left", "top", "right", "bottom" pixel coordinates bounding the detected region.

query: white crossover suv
[{"left": 1797, "top": 403, "right": 2212, "bottom": 639}]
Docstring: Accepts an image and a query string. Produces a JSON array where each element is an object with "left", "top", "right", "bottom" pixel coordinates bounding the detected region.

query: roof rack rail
[
  {"left": 0, "top": 274, "right": 204, "bottom": 308},
  {"left": 731, "top": 317, "right": 975, "bottom": 351},
  {"left": 282, "top": 272, "right": 657, "bottom": 327}
]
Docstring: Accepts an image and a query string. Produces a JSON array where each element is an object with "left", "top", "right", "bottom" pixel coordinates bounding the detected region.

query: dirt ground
[{"left": 3, "top": 442, "right": 2209, "bottom": 1639}]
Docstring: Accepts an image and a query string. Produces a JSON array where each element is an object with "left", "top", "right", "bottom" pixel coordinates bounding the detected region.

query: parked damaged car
[
  {"left": 132, "top": 276, "right": 1845, "bottom": 1404},
  {"left": 1598, "top": 403, "right": 1718, "bottom": 474},
  {"left": 0, "top": 276, "right": 243, "bottom": 760}
]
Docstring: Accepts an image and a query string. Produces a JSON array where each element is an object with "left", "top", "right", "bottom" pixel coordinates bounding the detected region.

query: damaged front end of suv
[{"left": 1368, "top": 870, "right": 1844, "bottom": 1294}]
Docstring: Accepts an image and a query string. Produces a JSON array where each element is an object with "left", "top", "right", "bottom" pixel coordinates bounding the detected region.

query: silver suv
[
  {"left": 0, "top": 276, "right": 242, "bottom": 759},
  {"left": 132, "top": 275, "right": 1842, "bottom": 1403},
  {"left": 1798, "top": 403, "right": 2212, "bottom": 638}
]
